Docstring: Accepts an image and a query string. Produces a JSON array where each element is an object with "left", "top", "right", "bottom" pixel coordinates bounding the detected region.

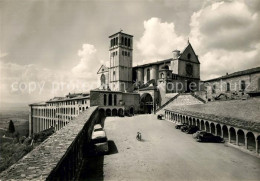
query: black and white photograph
[{"left": 0, "top": 0, "right": 260, "bottom": 180}]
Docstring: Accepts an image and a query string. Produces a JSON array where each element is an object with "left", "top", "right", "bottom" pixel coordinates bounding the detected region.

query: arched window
[
  {"left": 121, "top": 37, "right": 124, "bottom": 45},
  {"left": 113, "top": 71, "right": 116, "bottom": 81},
  {"left": 147, "top": 69, "right": 150, "bottom": 81},
  {"left": 115, "top": 37, "right": 118, "bottom": 45},
  {"left": 241, "top": 80, "right": 246, "bottom": 91},
  {"left": 227, "top": 82, "right": 230, "bottom": 92},
  {"left": 187, "top": 53, "right": 191, "bottom": 59},
  {"left": 124, "top": 37, "right": 127, "bottom": 46},
  {"left": 114, "top": 94, "right": 117, "bottom": 105},
  {"left": 101, "top": 74, "right": 106, "bottom": 85},
  {"left": 128, "top": 38, "right": 131, "bottom": 47},
  {"left": 104, "top": 94, "right": 107, "bottom": 106},
  {"left": 161, "top": 73, "right": 164, "bottom": 79},
  {"left": 109, "top": 94, "right": 112, "bottom": 106}
]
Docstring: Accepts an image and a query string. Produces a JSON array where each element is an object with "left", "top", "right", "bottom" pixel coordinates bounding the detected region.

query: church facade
[{"left": 92, "top": 31, "right": 202, "bottom": 114}]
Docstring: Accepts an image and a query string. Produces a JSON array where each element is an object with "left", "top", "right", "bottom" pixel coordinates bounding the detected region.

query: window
[
  {"left": 114, "top": 94, "right": 117, "bottom": 106},
  {"left": 187, "top": 53, "right": 191, "bottom": 59},
  {"left": 124, "top": 37, "right": 127, "bottom": 46},
  {"left": 113, "top": 71, "right": 116, "bottom": 81},
  {"left": 128, "top": 52, "right": 130, "bottom": 56},
  {"left": 104, "top": 94, "right": 107, "bottom": 106},
  {"left": 241, "top": 80, "right": 246, "bottom": 91},
  {"left": 121, "top": 37, "right": 124, "bottom": 45},
  {"left": 109, "top": 94, "right": 112, "bottom": 106},
  {"left": 128, "top": 39, "right": 131, "bottom": 47},
  {"left": 115, "top": 37, "right": 118, "bottom": 45},
  {"left": 147, "top": 69, "right": 150, "bottom": 81},
  {"left": 161, "top": 73, "right": 164, "bottom": 79},
  {"left": 122, "top": 51, "right": 124, "bottom": 56},
  {"left": 227, "top": 83, "right": 230, "bottom": 92}
]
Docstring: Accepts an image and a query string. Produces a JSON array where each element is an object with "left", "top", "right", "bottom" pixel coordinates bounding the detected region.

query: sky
[{"left": 0, "top": 0, "right": 260, "bottom": 106}]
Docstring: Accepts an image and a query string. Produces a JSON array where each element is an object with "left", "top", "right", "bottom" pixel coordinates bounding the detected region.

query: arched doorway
[
  {"left": 99, "top": 109, "right": 105, "bottom": 117},
  {"left": 229, "top": 127, "right": 236, "bottom": 144},
  {"left": 112, "top": 109, "right": 118, "bottom": 116},
  {"left": 129, "top": 107, "right": 134, "bottom": 115},
  {"left": 210, "top": 123, "right": 215, "bottom": 135},
  {"left": 197, "top": 119, "right": 200, "bottom": 128},
  {"left": 246, "top": 132, "right": 255, "bottom": 151},
  {"left": 118, "top": 108, "right": 124, "bottom": 117},
  {"left": 257, "top": 136, "right": 260, "bottom": 154},
  {"left": 222, "top": 125, "right": 228, "bottom": 139},
  {"left": 192, "top": 118, "right": 196, "bottom": 126},
  {"left": 106, "top": 109, "right": 111, "bottom": 117},
  {"left": 216, "top": 124, "right": 221, "bottom": 136},
  {"left": 237, "top": 129, "right": 245, "bottom": 146},
  {"left": 201, "top": 120, "right": 205, "bottom": 130},
  {"left": 140, "top": 93, "right": 153, "bottom": 114},
  {"left": 205, "top": 121, "right": 210, "bottom": 132}
]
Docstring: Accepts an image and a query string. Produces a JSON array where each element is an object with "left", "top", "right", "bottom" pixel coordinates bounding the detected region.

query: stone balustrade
[{"left": 0, "top": 106, "right": 100, "bottom": 180}]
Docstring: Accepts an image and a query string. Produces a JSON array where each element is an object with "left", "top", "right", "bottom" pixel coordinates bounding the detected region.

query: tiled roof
[{"left": 204, "top": 67, "right": 260, "bottom": 82}]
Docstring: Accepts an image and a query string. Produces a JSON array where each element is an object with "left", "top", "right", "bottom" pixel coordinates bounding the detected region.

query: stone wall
[{"left": 0, "top": 106, "right": 99, "bottom": 180}]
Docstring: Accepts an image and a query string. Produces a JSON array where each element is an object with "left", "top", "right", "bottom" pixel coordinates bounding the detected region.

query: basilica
[{"left": 90, "top": 31, "right": 202, "bottom": 115}]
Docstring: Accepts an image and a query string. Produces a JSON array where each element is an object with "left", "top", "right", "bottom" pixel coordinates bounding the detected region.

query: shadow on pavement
[{"left": 107, "top": 140, "right": 118, "bottom": 155}]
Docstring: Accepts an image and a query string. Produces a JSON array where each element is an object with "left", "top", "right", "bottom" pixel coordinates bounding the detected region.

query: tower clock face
[{"left": 186, "top": 64, "right": 193, "bottom": 76}]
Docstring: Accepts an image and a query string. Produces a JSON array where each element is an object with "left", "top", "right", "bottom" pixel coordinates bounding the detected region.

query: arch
[
  {"left": 118, "top": 108, "right": 124, "bottom": 117},
  {"left": 189, "top": 117, "right": 192, "bottom": 125},
  {"left": 147, "top": 69, "right": 150, "bottom": 81},
  {"left": 201, "top": 120, "right": 205, "bottom": 130},
  {"left": 229, "top": 127, "right": 236, "bottom": 143},
  {"left": 160, "top": 73, "right": 164, "bottom": 79},
  {"left": 246, "top": 132, "right": 255, "bottom": 151},
  {"left": 112, "top": 109, "right": 118, "bottom": 116},
  {"left": 222, "top": 125, "right": 228, "bottom": 139},
  {"left": 205, "top": 121, "right": 210, "bottom": 132},
  {"left": 124, "top": 37, "right": 128, "bottom": 46},
  {"left": 106, "top": 109, "right": 111, "bottom": 117},
  {"left": 129, "top": 107, "right": 134, "bottom": 115},
  {"left": 192, "top": 118, "right": 196, "bottom": 126},
  {"left": 128, "top": 38, "right": 131, "bottom": 47},
  {"left": 237, "top": 129, "right": 245, "bottom": 146},
  {"left": 140, "top": 93, "right": 153, "bottom": 114},
  {"left": 101, "top": 74, "right": 106, "bottom": 85},
  {"left": 196, "top": 119, "right": 200, "bottom": 128},
  {"left": 210, "top": 123, "right": 215, "bottom": 135},
  {"left": 216, "top": 124, "right": 221, "bottom": 136},
  {"left": 108, "top": 94, "right": 113, "bottom": 106}
]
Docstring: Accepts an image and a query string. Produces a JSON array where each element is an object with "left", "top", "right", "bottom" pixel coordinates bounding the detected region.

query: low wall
[{"left": 0, "top": 106, "right": 100, "bottom": 180}]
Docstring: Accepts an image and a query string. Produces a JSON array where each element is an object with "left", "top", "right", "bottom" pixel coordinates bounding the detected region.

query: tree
[{"left": 8, "top": 120, "right": 15, "bottom": 134}]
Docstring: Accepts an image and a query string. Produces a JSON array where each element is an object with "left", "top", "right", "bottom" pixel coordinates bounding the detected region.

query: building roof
[
  {"left": 109, "top": 31, "right": 133, "bottom": 38},
  {"left": 133, "top": 58, "right": 172, "bottom": 68},
  {"left": 204, "top": 67, "right": 260, "bottom": 82},
  {"left": 29, "top": 101, "right": 46, "bottom": 106}
]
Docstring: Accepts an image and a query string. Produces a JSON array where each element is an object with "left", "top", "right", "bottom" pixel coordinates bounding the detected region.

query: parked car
[
  {"left": 175, "top": 123, "right": 187, "bottom": 129},
  {"left": 93, "top": 124, "right": 103, "bottom": 132},
  {"left": 196, "top": 132, "right": 224, "bottom": 143},
  {"left": 193, "top": 130, "right": 207, "bottom": 139},
  {"left": 157, "top": 114, "right": 164, "bottom": 120},
  {"left": 181, "top": 125, "right": 190, "bottom": 132},
  {"left": 91, "top": 130, "right": 109, "bottom": 154},
  {"left": 186, "top": 126, "right": 200, "bottom": 134}
]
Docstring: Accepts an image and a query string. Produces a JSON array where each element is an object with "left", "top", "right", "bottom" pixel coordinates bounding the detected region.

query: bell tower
[{"left": 108, "top": 31, "right": 133, "bottom": 92}]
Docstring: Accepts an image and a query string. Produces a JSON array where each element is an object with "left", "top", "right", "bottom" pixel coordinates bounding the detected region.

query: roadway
[{"left": 79, "top": 114, "right": 260, "bottom": 181}]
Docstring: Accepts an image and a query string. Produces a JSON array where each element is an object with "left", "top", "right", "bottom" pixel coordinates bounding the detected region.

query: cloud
[
  {"left": 189, "top": 0, "right": 260, "bottom": 80},
  {"left": 137, "top": 17, "right": 187, "bottom": 63},
  {"left": 0, "top": 43, "right": 103, "bottom": 104}
]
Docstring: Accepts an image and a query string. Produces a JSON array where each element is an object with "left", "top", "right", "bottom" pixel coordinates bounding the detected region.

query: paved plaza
[{"left": 80, "top": 114, "right": 260, "bottom": 181}]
